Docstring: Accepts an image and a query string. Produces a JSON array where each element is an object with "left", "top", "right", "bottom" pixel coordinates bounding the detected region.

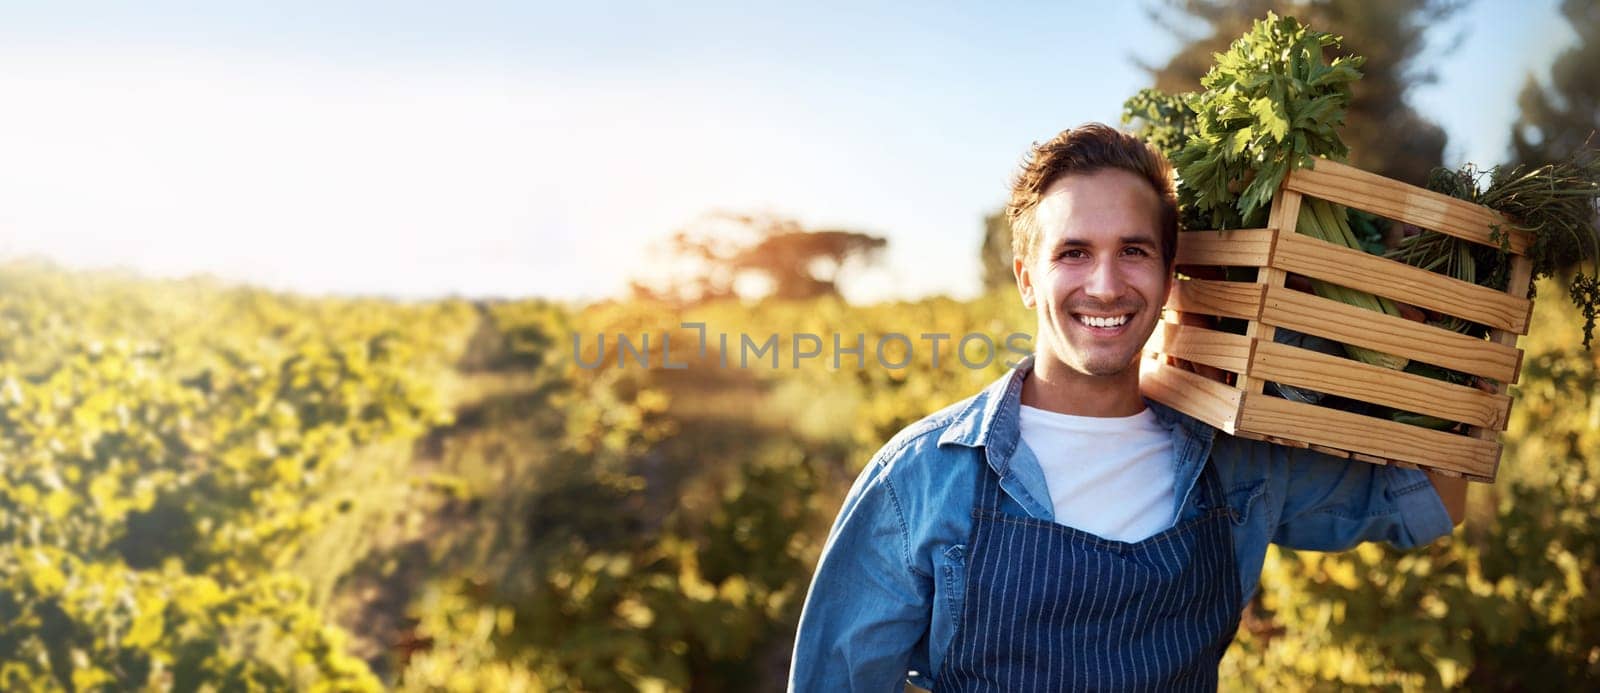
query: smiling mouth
[{"left": 1074, "top": 313, "right": 1133, "bottom": 329}]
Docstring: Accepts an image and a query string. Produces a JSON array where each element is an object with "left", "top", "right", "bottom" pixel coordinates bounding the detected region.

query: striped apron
[{"left": 931, "top": 460, "right": 1242, "bottom": 691}]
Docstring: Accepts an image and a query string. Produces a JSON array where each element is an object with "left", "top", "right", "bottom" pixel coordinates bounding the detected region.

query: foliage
[
  {"left": 1121, "top": 88, "right": 1199, "bottom": 163},
  {"left": 1167, "top": 12, "right": 1365, "bottom": 229},
  {"left": 1017, "top": 0, "right": 1456, "bottom": 284},
  {"left": 0, "top": 263, "right": 475, "bottom": 690},
  {"left": 1130, "top": 12, "right": 1415, "bottom": 374},
  {"left": 979, "top": 210, "right": 1016, "bottom": 294},
  {"left": 396, "top": 290, "right": 1029, "bottom": 689},
  {"left": 5, "top": 256, "right": 1597, "bottom": 691}
]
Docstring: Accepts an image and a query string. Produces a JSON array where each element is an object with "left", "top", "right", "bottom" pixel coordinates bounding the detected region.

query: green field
[{"left": 1, "top": 261, "right": 1596, "bottom": 691}]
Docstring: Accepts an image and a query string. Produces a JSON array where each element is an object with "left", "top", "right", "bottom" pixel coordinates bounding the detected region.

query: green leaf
[
  {"left": 1229, "top": 126, "right": 1254, "bottom": 156},
  {"left": 1249, "top": 98, "right": 1289, "bottom": 142}
]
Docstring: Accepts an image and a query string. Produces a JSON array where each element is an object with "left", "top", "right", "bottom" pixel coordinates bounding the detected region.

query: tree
[
  {"left": 637, "top": 213, "right": 887, "bottom": 304},
  {"left": 978, "top": 211, "right": 1015, "bottom": 294},
  {"left": 732, "top": 225, "right": 888, "bottom": 301},
  {"left": 1508, "top": 0, "right": 1600, "bottom": 279},
  {"left": 1510, "top": 0, "right": 1600, "bottom": 167}
]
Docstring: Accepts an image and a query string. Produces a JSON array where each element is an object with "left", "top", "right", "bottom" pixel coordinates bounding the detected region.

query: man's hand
[
  {"left": 1424, "top": 373, "right": 1499, "bottom": 528},
  {"left": 1424, "top": 470, "right": 1468, "bottom": 527},
  {"left": 1390, "top": 296, "right": 1467, "bottom": 527}
]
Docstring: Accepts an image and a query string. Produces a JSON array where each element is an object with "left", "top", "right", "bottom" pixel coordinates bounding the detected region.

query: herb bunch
[{"left": 1392, "top": 151, "right": 1600, "bottom": 348}]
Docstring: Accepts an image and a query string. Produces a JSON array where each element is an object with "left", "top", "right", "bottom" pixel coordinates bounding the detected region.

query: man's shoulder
[
  {"left": 1208, "top": 427, "right": 1339, "bottom": 468},
  {"left": 856, "top": 394, "right": 985, "bottom": 539},
  {"left": 1207, "top": 429, "right": 1278, "bottom": 462},
  {"left": 869, "top": 395, "right": 978, "bottom": 474}
]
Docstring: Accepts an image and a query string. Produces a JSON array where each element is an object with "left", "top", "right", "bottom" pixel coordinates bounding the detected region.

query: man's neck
[{"left": 1021, "top": 355, "right": 1146, "bottom": 418}]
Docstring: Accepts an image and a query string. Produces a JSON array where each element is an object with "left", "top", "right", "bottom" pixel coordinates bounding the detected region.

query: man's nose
[{"left": 1083, "top": 258, "right": 1126, "bottom": 301}]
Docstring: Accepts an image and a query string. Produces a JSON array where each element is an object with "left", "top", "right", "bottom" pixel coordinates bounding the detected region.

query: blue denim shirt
[{"left": 788, "top": 356, "right": 1454, "bottom": 692}]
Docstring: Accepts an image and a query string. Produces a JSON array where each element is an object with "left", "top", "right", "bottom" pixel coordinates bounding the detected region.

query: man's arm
[
  {"left": 1401, "top": 302, "right": 1471, "bottom": 528},
  {"left": 789, "top": 459, "right": 932, "bottom": 692},
  {"left": 1271, "top": 446, "right": 1457, "bottom": 551},
  {"left": 1417, "top": 372, "right": 1506, "bottom": 528},
  {"left": 1424, "top": 470, "right": 1468, "bottom": 526}
]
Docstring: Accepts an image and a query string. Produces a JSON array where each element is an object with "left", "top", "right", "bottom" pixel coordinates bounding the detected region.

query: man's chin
[
  {"left": 1056, "top": 339, "right": 1141, "bottom": 371},
  {"left": 1068, "top": 352, "right": 1143, "bottom": 378},
  {"left": 1082, "top": 364, "right": 1138, "bottom": 378}
]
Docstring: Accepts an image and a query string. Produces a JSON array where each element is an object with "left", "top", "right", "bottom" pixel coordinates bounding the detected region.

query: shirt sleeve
[
  {"left": 1271, "top": 445, "right": 1455, "bottom": 552},
  {"left": 789, "top": 457, "right": 933, "bottom": 692}
]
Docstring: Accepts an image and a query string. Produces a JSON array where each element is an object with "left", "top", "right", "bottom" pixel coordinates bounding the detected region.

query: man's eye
[
  {"left": 1123, "top": 247, "right": 1151, "bottom": 257},
  {"left": 1058, "top": 249, "right": 1087, "bottom": 259}
]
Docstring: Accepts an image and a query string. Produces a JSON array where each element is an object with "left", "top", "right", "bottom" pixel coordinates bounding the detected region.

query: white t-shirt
[{"left": 1017, "top": 404, "right": 1176, "bottom": 543}]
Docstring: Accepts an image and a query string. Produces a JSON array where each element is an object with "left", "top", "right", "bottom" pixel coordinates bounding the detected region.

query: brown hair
[{"left": 1006, "top": 122, "right": 1179, "bottom": 268}]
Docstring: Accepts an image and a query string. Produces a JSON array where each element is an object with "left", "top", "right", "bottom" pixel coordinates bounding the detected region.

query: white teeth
[{"left": 1077, "top": 314, "right": 1130, "bottom": 328}]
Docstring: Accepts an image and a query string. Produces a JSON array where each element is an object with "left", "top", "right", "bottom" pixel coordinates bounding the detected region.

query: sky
[{"left": 0, "top": 1, "right": 1579, "bottom": 303}]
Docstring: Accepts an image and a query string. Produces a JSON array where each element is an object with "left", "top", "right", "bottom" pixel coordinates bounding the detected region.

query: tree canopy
[
  {"left": 1511, "top": 0, "right": 1600, "bottom": 168},
  {"left": 636, "top": 213, "right": 887, "bottom": 304}
]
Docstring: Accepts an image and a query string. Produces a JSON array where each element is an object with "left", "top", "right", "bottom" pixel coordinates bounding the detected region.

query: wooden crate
[{"left": 1140, "top": 157, "right": 1535, "bottom": 483}]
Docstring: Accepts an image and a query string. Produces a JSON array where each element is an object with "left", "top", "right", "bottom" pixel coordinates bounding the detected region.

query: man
[{"left": 788, "top": 123, "right": 1466, "bottom": 692}]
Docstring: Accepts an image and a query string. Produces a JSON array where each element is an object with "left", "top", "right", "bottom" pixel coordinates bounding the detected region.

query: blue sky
[{"left": 0, "top": 1, "right": 1576, "bottom": 301}]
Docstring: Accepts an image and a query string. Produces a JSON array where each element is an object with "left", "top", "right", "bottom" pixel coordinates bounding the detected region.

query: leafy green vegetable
[
  {"left": 1121, "top": 87, "right": 1196, "bottom": 168},
  {"left": 1126, "top": 13, "right": 1409, "bottom": 370},
  {"left": 1173, "top": 12, "right": 1364, "bottom": 230},
  {"left": 1122, "top": 87, "right": 1207, "bottom": 231}
]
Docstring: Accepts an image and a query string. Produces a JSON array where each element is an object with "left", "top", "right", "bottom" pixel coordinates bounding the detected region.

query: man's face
[{"left": 1015, "top": 168, "right": 1172, "bottom": 378}]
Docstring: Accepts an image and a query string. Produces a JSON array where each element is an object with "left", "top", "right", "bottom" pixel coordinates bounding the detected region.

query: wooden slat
[
  {"left": 1176, "top": 228, "right": 1275, "bottom": 267},
  {"left": 1146, "top": 321, "right": 1254, "bottom": 373},
  {"left": 1139, "top": 356, "right": 1243, "bottom": 433},
  {"left": 1167, "top": 279, "right": 1264, "bottom": 321},
  {"left": 1308, "top": 444, "right": 1351, "bottom": 459},
  {"left": 1238, "top": 270, "right": 1285, "bottom": 398},
  {"left": 1236, "top": 429, "right": 1312, "bottom": 450},
  {"left": 1466, "top": 253, "right": 1534, "bottom": 482},
  {"left": 1351, "top": 452, "right": 1391, "bottom": 465},
  {"left": 1257, "top": 433, "right": 1309, "bottom": 448},
  {"left": 1285, "top": 157, "right": 1531, "bottom": 255},
  {"left": 1237, "top": 193, "right": 1298, "bottom": 396},
  {"left": 1429, "top": 466, "right": 1465, "bottom": 479},
  {"left": 1271, "top": 230, "right": 1533, "bottom": 334},
  {"left": 1239, "top": 394, "right": 1500, "bottom": 479},
  {"left": 1259, "top": 284, "right": 1522, "bottom": 383},
  {"left": 1250, "top": 340, "right": 1513, "bottom": 429},
  {"left": 1267, "top": 188, "right": 1302, "bottom": 235}
]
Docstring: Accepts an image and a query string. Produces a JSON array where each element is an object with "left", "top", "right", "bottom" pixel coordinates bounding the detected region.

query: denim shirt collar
[{"left": 936, "top": 354, "right": 1220, "bottom": 521}]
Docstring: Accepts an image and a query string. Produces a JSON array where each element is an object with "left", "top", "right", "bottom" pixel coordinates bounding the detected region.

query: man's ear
[{"left": 1014, "top": 255, "right": 1034, "bottom": 309}]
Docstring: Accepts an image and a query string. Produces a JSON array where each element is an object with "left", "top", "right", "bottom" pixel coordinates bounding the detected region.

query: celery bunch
[{"left": 1294, "top": 202, "right": 1409, "bottom": 369}]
